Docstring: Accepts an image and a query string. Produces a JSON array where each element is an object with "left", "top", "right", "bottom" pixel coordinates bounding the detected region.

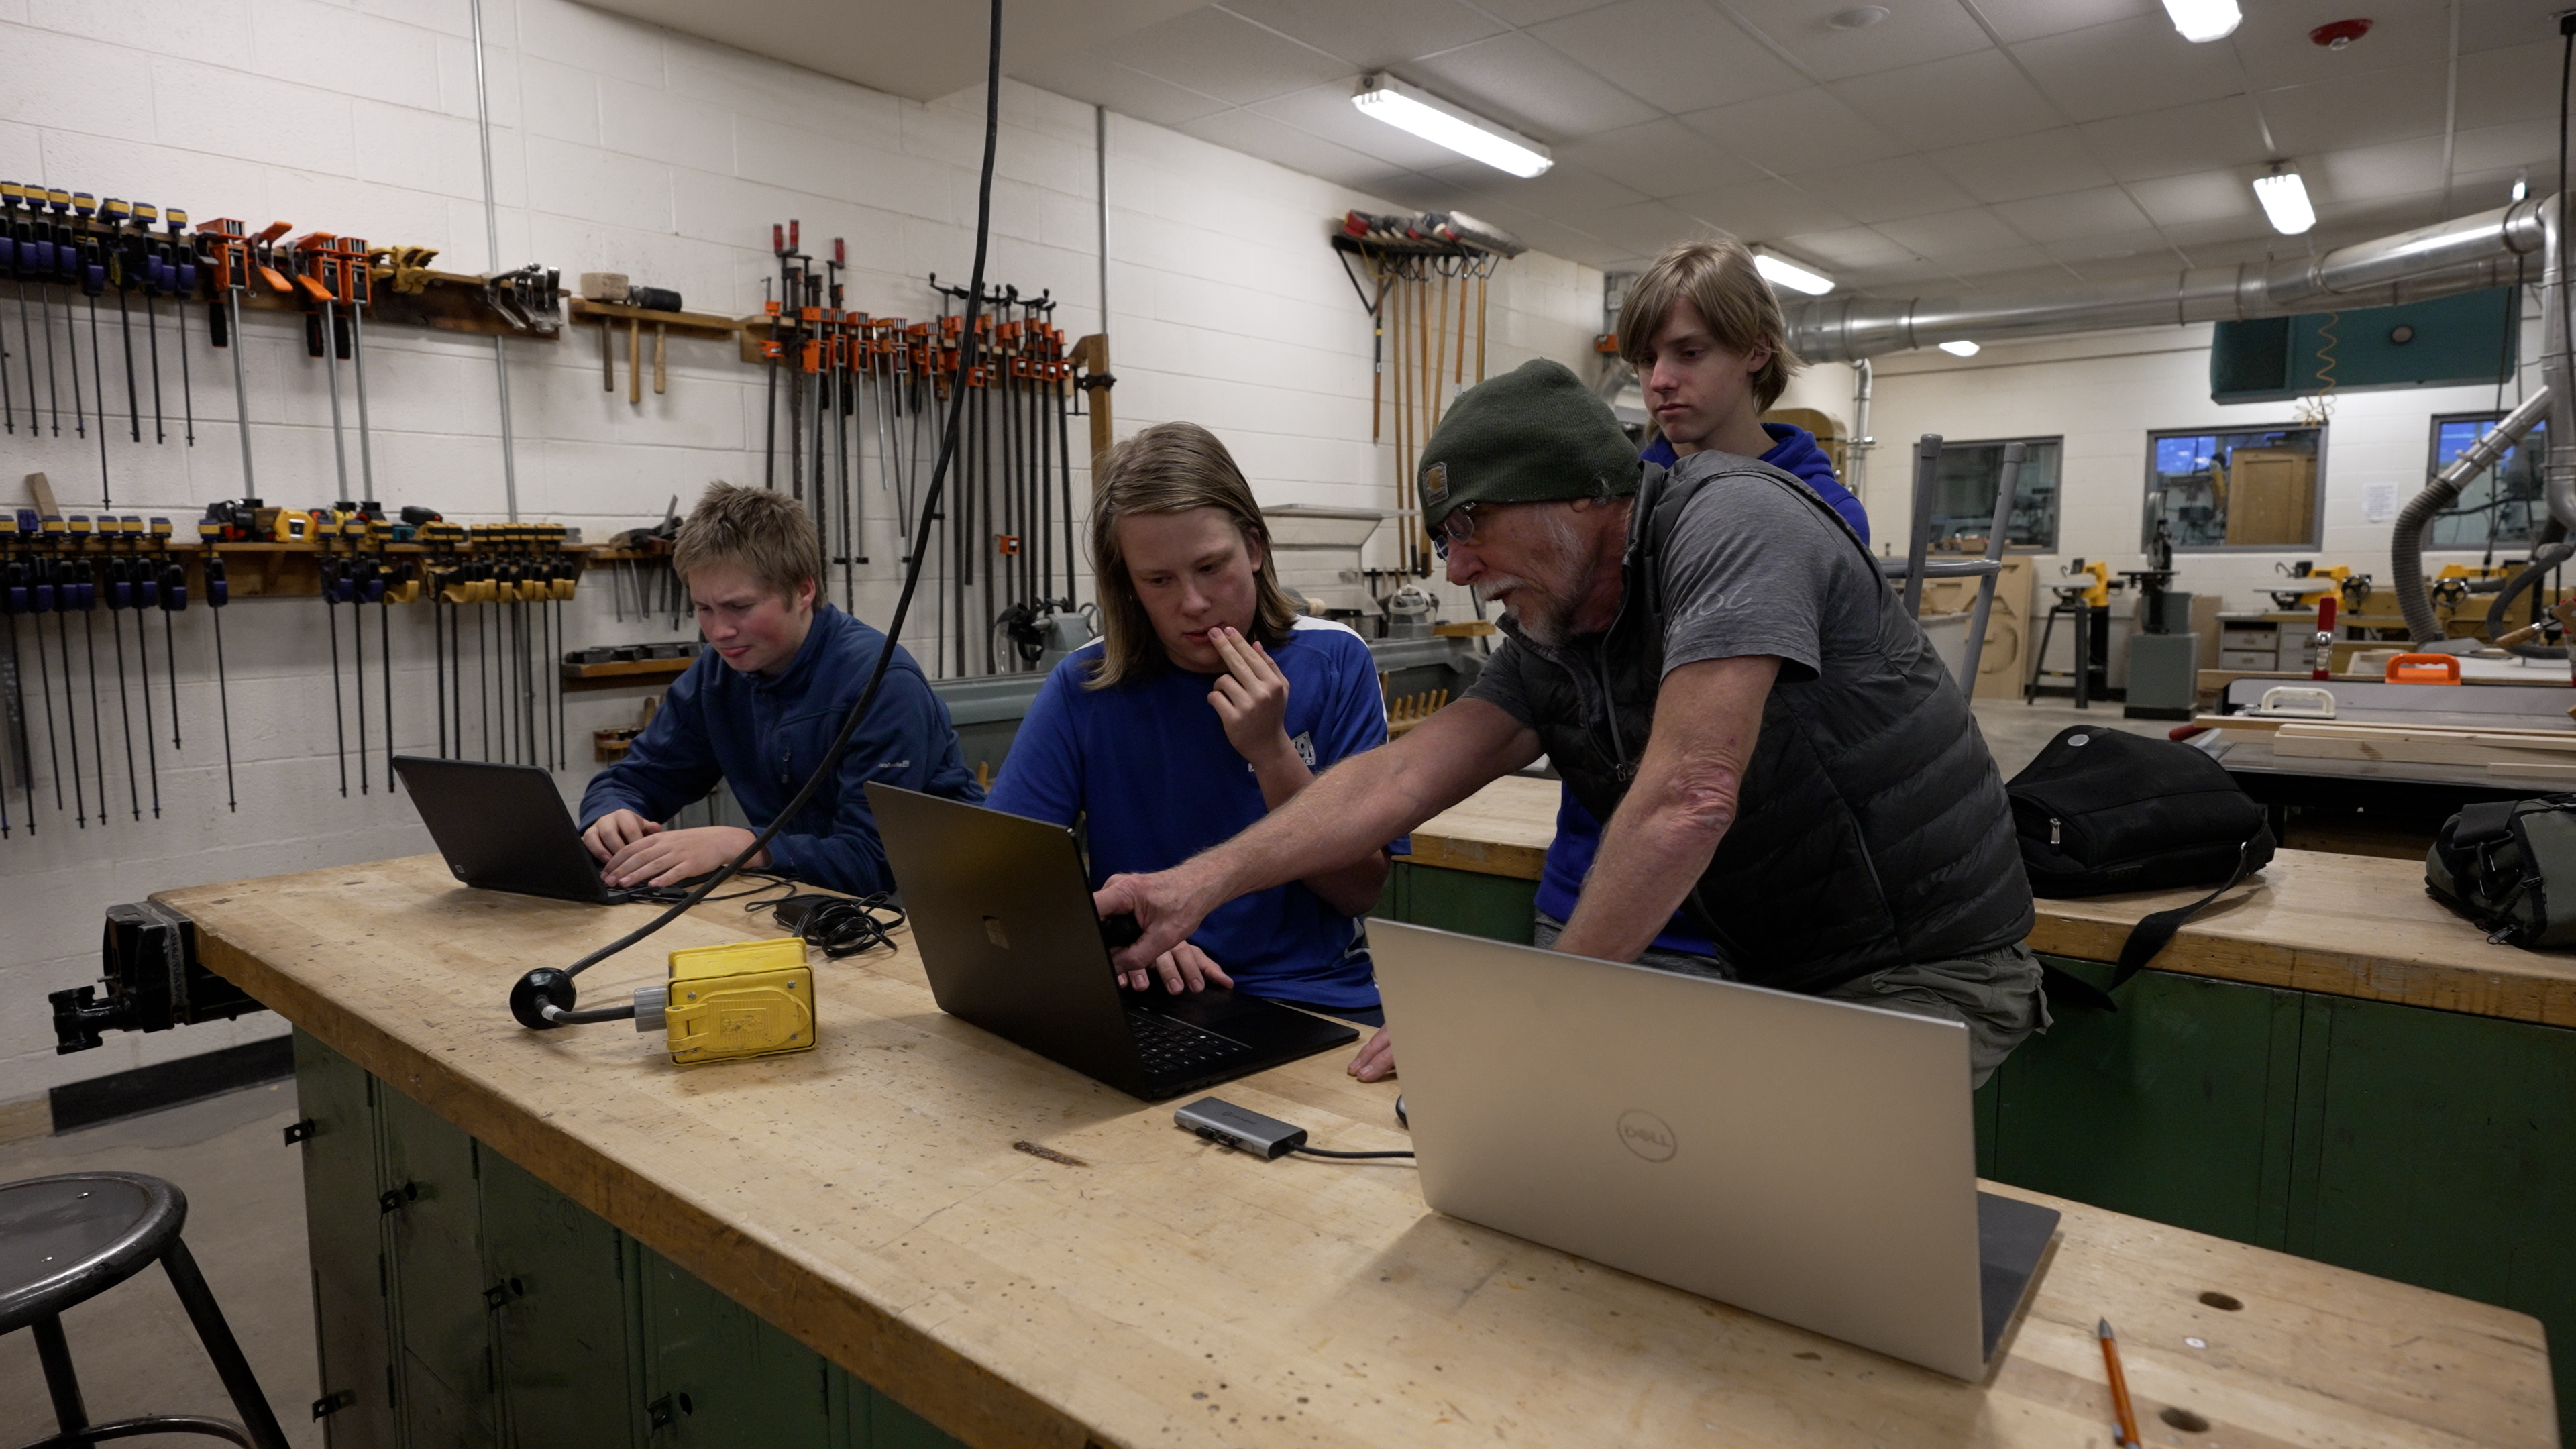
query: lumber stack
[{"left": 2244, "top": 720, "right": 2576, "bottom": 777}]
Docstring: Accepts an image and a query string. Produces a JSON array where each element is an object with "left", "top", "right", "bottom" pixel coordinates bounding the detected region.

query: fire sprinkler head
[{"left": 2309, "top": 17, "right": 2372, "bottom": 48}]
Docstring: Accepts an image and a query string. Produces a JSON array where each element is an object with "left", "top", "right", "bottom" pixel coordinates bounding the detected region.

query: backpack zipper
[{"left": 2049, "top": 817, "right": 2061, "bottom": 849}]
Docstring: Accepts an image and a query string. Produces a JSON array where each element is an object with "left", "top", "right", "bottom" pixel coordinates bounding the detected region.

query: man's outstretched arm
[
  {"left": 1550, "top": 655, "right": 1777, "bottom": 963},
  {"left": 1095, "top": 697, "right": 1542, "bottom": 978}
]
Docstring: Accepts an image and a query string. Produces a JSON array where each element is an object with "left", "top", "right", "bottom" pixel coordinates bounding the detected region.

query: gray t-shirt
[{"left": 1468, "top": 468, "right": 1884, "bottom": 728}]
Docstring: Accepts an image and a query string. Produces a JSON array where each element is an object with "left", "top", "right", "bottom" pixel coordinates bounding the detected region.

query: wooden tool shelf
[
  {"left": 11, "top": 539, "right": 629, "bottom": 600},
  {"left": 233, "top": 266, "right": 561, "bottom": 339},
  {"left": 567, "top": 297, "right": 741, "bottom": 339},
  {"left": 562, "top": 656, "right": 692, "bottom": 684}
]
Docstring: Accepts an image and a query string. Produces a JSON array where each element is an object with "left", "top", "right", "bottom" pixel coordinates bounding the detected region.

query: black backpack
[{"left": 2005, "top": 726, "right": 2275, "bottom": 1009}]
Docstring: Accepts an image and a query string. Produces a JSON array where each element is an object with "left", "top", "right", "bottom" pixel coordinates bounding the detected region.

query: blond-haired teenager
[
  {"left": 986, "top": 423, "right": 1393, "bottom": 1027},
  {"left": 580, "top": 482, "right": 981, "bottom": 893}
]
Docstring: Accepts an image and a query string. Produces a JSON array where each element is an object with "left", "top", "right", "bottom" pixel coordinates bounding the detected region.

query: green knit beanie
[{"left": 1416, "top": 358, "right": 1640, "bottom": 531}]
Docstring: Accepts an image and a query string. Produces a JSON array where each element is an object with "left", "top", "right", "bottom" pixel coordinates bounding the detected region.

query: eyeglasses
[{"left": 1430, "top": 503, "right": 1479, "bottom": 560}]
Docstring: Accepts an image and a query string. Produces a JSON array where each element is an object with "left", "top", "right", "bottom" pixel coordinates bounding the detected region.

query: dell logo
[
  {"left": 982, "top": 916, "right": 1010, "bottom": 950},
  {"left": 1616, "top": 1109, "right": 1677, "bottom": 1163}
]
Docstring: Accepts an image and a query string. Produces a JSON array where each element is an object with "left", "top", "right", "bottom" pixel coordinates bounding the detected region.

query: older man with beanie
[{"left": 1092, "top": 356, "right": 2044, "bottom": 1087}]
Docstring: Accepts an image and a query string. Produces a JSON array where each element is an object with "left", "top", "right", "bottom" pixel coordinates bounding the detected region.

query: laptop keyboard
[{"left": 1126, "top": 1010, "right": 1254, "bottom": 1077}]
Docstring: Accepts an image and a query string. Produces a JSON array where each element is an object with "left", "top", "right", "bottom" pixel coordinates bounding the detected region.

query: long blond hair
[{"left": 1087, "top": 422, "right": 1297, "bottom": 690}]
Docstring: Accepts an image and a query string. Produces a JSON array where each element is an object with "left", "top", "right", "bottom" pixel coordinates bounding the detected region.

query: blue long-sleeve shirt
[{"left": 578, "top": 606, "right": 982, "bottom": 896}]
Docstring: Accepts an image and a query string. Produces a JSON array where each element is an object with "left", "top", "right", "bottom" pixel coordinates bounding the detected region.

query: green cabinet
[
  {"left": 1376, "top": 859, "right": 1538, "bottom": 944},
  {"left": 1988, "top": 957, "right": 2304, "bottom": 1248},
  {"left": 2286, "top": 995, "right": 2576, "bottom": 1421},
  {"left": 290, "top": 1031, "right": 965, "bottom": 1449}
]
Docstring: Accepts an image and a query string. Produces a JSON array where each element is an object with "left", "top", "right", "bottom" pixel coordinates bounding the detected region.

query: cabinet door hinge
[
  {"left": 377, "top": 1181, "right": 418, "bottom": 1215},
  {"left": 282, "top": 1119, "right": 315, "bottom": 1146},
  {"left": 313, "top": 1389, "right": 356, "bottom": 1420}
]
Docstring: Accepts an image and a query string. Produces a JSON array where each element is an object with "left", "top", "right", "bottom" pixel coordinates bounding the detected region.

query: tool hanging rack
[
  {"left": 745, "top": 219, "right": 1095, "bottom": 678},
  {"left": 1330, "top": 209, "right": 1526, "bottom": 578}
]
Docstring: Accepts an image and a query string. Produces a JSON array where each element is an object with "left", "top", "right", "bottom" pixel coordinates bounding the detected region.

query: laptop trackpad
[
  {"left": 1120, "top": 985, "right": 1263, "bottom": 1037},
  {"left": 1977, "top": 1191, "right": 2059, "bottom": 1361}
]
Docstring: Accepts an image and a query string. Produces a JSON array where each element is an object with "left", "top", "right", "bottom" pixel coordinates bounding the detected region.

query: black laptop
[
  {"left": 865, "top": 782, "right": 1360, "bottom": 1100},
  {"left": 394, "top": 755, "right": 641, "bottom": 904}
]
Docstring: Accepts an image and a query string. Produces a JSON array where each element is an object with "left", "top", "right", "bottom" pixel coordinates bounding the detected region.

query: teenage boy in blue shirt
[
  {"left": 1546, "top": 238, "right": 1872, "bottom": 962},
  {"left": 987, "top": 421, "right": 1393, "bottom": 1028},
  {"left": 580, "top": 482, "right": 981, "bottom": 894}
]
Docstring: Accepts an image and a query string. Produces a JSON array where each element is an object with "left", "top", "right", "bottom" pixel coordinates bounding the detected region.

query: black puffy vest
[{"left": 1520, "top": 453, "right": 2033, "bottom": 991}]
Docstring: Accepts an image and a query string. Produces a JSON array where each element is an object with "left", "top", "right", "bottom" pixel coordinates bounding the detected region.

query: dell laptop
[
  {"left": 866, "top": 782, "right": 1359, "bottom": 1100},
  {"left": 1371, "top": 919, "right": 2058, "bottom": 1381},
  {"left": 393, "top": 755, "right": 641, "bottom": 905}
]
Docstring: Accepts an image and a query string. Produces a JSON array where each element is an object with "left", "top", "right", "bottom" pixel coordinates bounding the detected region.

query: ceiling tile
[
  {"left": 2455, "top": 40, "right": 2561, "bottom": 132},
  {"left": 1215, "top": 0, "right": 1506, "bottom": 68},
  {"left": 1972, "top": 0, "right": 2157, "bottom": 45},
  {"left": 2079, "top": 96, "right": 2272, "bottom": 182},
  {"left": 1469, "top": 0, "right": 1625, "bottom": 24},
  {"left": 1920, "top": 127, "right": 2115, "bottom": 203},
  {"left": 2037, "top": 226, "right": 2174, "bottom": 263},
  {"left": 1874, "top": 205, "right": 2026, "bottom": 258},
  {"left": 2444, "top": 166, "right": 2534, "bottom": 213},
  {"left": 1776, "top": 224, "right": 1915, "bottom": 268},
  {"left": 2307, "top": 138, "right": 2447, "bottom": 205},
  {"left": 2125, "top": 169, "right": 2259, "bottom": 227},
  {"left": 1668, "top": 176, "right": 1853, "bottom": 240},
  {"left": 1104, "top": 7, "right": 1351, "bottom": 107},
  {"left": 1944, "top": 249, "right": 2070, "bottom": 282},
  {"left": 2157, "top": 216, "right": 2275, "bottom": 252},
  {"left": 1252, "top": 80, "right": 1474, "bottom": 172},
  {"left": 2449, "top": 119, "right": 2556, "bottom": 178},
  {"left": 1679, "top": 87, "right": 1900, "bottom": 174},
  {"left": 2009, "top": 13, "right": 2247, "bottom": 123},
  {"left": 1016, "top": 53, "right": 1229, "bottom": 127},
  {"left": 1715, "top": 0, "right": 1991, "bottom": 82},
  {"left": 1828, "top": 49, "right": 2061, "bottom": 152},
  {"left": 1404, "top": 32, "right": 1662, "bottom": 139},
  {"left": 1450, "top": 160, "right": 1650, "bottom": 216},
  {"left": 1843, "top": 256, "right": 1968, "bottom": 291},
  {"left": 2460, "top": 0, "right": 2558, "bottom": 55},
  {"left": 2262, "top": 63, "right": 2450, "bottom": 156},
  {"left": 1174, "top": 108, "right": 1401, "bottom": 193},
  {"left": 1784, "top": 156, "right": 1975, "bottom": 224},
  {"left": 2229, "top": 4, "right": 2451, "bottom": 91},
  {"left": 1527, "top": 0, "right": 1805, "bottom": 115},
  {"left": 1582, "top": 199, "right": 1706, "bottom": 254},
  {"left": 1991, "top": 185, "right": 2153, "bottom": 242},
  {"left": 1551, "top": 116, "right": 1767, "bottom": 198}
]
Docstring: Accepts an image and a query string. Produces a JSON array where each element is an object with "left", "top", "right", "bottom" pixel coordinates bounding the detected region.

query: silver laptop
[{"left": 1371, "top": 920, "right": 2057, "bottom": 1380}]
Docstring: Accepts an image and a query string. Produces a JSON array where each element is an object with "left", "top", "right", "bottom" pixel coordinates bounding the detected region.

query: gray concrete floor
[
  {"left": 1972, "top": 695, "right": 2174, "bottom": 777},
  {"left": 0, "top": 1082, "right": 321, "bottom": 1448}
]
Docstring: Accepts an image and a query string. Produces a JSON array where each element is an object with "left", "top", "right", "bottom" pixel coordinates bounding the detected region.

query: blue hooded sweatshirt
[
  {"left": 1537, "top": 423, "right": 1868, "bottom": 953},
  {"left": 578, "top": 605, "right": 983, "bottom": 896}
]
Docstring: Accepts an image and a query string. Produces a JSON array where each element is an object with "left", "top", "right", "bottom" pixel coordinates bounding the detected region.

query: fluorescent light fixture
[
  {"left": 1938, "top": 340, "right": 1981, "bottom": 357},
  {"left": 2160, "top": 0, "right": 2240, "bottom": 42},
  {"left": 1353, "top": 75, "right": 1551, "bottom": 178},
  {"left": 1750, "top": 248, "right": 1835, "bottom": 297},
  {"left": 2253, "top": 168, "right": 2316, "bottom": 236}
]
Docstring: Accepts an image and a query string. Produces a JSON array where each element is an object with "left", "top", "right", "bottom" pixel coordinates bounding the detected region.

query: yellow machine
[
  {"left": 645, "top": 937, "right": 815, "bottom": 1066},
  {"left": 2068, "top": 559, "right": 2111, "bottom": 608}
]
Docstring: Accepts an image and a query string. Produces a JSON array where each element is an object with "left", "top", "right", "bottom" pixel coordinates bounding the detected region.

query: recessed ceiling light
[
  {"left": 1938, "top": 340, "right": 1981, "bottom": 358},
  {"left": 2253, "top": 168, "right": 2315, "bottom": 235},
  {"left": 1352, "top": 74, "right": 1552, "bottom": 178},
  {"left": 2160, "top": 0, "right": 2241, "bottom": 42},
  {"left": 1750, "top": 248, "right": 1835, "bottom": 297},
  {"left": 1828, "top": 6, "right": 1890, "bottom": 28}
]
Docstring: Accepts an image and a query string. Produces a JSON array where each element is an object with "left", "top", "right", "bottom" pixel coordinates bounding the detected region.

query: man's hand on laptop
[
  {"left": 1094, "top": 867, "right": 1220, "bottom": 985},
  {"left": 1347, "top": 1027, "right": 1395, "bottom": 1083},
  {"left": 1130, "top": 941, "right": 1234, "bottom": 996},
  {"left": 598, "top": 824, "right": 768, "bottom": 888}
]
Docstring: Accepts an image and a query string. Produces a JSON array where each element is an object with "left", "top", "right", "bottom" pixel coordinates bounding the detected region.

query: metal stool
[{"left": 0, "top": 1173, "right": 287, "bottom": 1449}]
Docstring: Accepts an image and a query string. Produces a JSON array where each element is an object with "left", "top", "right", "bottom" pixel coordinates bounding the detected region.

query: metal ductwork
[{"left": 1786, "top": 196, "right": 2551, "bottom": 363}]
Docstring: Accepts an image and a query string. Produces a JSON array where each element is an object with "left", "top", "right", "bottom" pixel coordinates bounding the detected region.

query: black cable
[
  {"left": 747, "top": 890, "right": 906, "bottom": 957},
  {"left": 511, "top": 0, "right": 1007, "bottom": 1030},
  {"left": 1290, "top": 1147, "right": 1415, "bottom": 1160}
]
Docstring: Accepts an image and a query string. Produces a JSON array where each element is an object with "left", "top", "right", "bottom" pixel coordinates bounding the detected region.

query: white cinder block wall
[
  {"left": 0, "top": 0, "right": 1601, "bottom": 1095},
  {"left": 1854, "top": 298, "right": 2548, "bottom": 610}
]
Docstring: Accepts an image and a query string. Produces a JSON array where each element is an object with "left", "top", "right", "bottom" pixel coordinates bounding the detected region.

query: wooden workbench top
[
  {"left": 1409, "top": 778, "right": 2576, "bottom": 1030},
  {"left": 164, "top": 855, "right": 2552, "bottom": 1449}
]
